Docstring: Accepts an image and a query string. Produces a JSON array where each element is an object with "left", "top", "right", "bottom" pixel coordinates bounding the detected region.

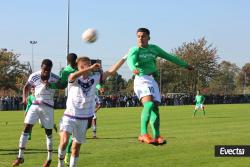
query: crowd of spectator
[
  {"left": 0, "top": 94, "right": 250, "bottom": 111},
  {"left": 0, "top": 96, "right": 22, "bottom": 111}
]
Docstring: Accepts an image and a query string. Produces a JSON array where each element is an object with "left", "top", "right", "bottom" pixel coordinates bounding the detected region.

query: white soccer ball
[{"left": 81, "top": 28, "right": 97, "bottom": 43}]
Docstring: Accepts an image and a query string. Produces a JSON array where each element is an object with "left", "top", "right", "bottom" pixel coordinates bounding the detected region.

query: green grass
[{"left": 0, "top": 104, "right": 250, "bottom": 167}]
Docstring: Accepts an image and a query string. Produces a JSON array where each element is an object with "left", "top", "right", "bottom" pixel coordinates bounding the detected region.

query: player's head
[
  {"left": 41, "top": 59, "right": 53, "bottom": 79},
  {"left": 136, "top": 27, "right": 150, "bottom": 48},
  {"left": 67, "top": 53, "right": 78, "bottom": 68},
  {"left": 76, "top": 56, "right": 91, "bottom": 71}
]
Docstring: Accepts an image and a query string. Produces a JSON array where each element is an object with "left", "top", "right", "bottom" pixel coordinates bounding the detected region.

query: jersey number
[{"left": 148, "top": 86, "right": 155, "bottom": 93}]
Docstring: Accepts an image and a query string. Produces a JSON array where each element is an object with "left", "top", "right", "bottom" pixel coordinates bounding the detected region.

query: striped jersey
[
  {"left": 27, "top": 71, "right": 59, "bottom": 107},
  {"left": 64, "top": 73, "right": 101, "bottom": 119}
]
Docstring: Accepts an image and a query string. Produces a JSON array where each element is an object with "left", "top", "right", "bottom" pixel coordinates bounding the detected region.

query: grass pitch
[{"left": 0, "top": 104, "right": 250, "bottom": 167}]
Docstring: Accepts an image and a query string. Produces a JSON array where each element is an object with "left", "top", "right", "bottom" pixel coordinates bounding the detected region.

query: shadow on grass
[
  {"left": 208, "top": 116, "right": 232, "bottom": 119},
  {"left": 0, "top": 149, "right": 91, "bottom": 156},
  {"left": 87, "top": 136, "right": 176, "bottom": 140},
  {"left": 86, "top": 136, "right": 138, "bottom": 140},
  {"left": 151, "top": 142, "right": 167, "bottom": 147}
]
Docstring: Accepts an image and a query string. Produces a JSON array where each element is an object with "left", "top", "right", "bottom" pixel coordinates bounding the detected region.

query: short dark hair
[
  {"left": 137, "top": 28, "right": 150, "bottom": 36},
  {"left": 76, "top": 56, "right": 91, "bottom": 65},
  {"left": 67, "top": 53, "right": 78, "bottom": 64},
  {"left": 41, "top": 59, "right": 53, "bottom": 67}
]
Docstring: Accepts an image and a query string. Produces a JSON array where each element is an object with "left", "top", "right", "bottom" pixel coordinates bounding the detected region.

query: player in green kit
[
  {"left": 25, "top": 87, "right": 35, "bottom": 140},
  {"left": 193, "top": 90, "right": 206, "bottom": 118},
  {"left": 50, "top": 53, "right": 78, "bottom": 89},
  {"left": 127, "top": 28, "right": 193, "bottom": 145}
]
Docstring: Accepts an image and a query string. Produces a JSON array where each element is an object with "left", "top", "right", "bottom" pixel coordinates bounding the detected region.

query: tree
[
  {"left": 236, "top": 63, "right": 250, "bottom": 94},
  {"left": 0, "top": 49, "right": 31, "bottom": 94},
  {"left": 102, "top": 72, "right": 127, "bottom": 95},
  {"left": 207, "top": 61, "right": 240, "bottom": 95},
  {"left": 159, "top": 37, "right": 219, "bottom": 94}
]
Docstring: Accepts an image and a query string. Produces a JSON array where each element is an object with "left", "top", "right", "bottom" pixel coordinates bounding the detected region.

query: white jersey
[
  {"left": 27, "top": 71, "right": 59, "bottom": 107},
  {"left": 64, "top": 73, "right": 101, "bottom": 119}
]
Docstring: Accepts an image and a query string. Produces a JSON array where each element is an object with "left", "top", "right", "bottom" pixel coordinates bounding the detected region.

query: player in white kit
[
  {"left": 57, "top": 55, "right": 127, "bottom": 167},
  {"left": 12, "top": 59, "right": 59, "bottom": 167}
]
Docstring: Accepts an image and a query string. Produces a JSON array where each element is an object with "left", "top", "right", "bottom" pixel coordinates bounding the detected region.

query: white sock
[
  {"left": 70, "top": 155, "right": 79, "bottom": 167},
  {"left": 46, "top": 135, "right": 53, "bottom": 160},
  {"left": 58, "top": 148, "right": 66, "bottom": 167},
  {"left": 18, "top": 132, "right": 29, "bottom": 158}
]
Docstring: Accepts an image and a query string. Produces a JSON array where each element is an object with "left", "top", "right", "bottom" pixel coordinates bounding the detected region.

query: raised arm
[
  {"left": 68, "top": 63, "right": 100, "bottom": 82},
  {"left": 154, "top": 45, "right": 193, "bottom": 69},
  {"left": 102, "top": 55, "right": 128, "bottom": 80}
]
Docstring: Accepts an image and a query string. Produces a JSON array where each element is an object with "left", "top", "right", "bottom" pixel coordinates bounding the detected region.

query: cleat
[
  {"left": 152, "top": 136, "right": 167, "bottom": 145},
  {"left": 93, "top": 136, "right": 97, "bottom": 139},
  {"left": 42, "top": 160, "right": 52, "bottom": 167},
  {"left": 12, "top": 158, "right": 24, "bottom": 167},
  {"left": 64, "top": 153, "right": 70, "bottom": 166},
  {"left": 138, "top": 134, "right": 153, "bottom": 144}
]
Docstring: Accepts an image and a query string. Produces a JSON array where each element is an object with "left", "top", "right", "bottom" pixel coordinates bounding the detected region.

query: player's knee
[
  {"left": 60, "top": 138, "right": 69, "bottom": 150},
  {"left": 23, "top": 124, "right": 33, "bottom": 133},
  {"left": 45, "top": 129, "right": 53, "bottom": 136},
  {"left": 72, "top": 143, "right": 81, "bottom": 157}
]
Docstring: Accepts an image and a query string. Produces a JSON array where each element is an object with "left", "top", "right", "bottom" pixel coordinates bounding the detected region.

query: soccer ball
[{"left": 81, "top": 28, "right": 97, "bottom": 43}]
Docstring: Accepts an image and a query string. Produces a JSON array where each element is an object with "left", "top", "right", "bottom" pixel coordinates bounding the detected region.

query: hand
[
  {"left": 90, "top": 63, "right": 101, "bottom": 72},
  {"left": 133, "top": 69, "right": 139, "bottom": 75},
  {"left": 187, "top": 65, "right": 194, "bottom": 70}
]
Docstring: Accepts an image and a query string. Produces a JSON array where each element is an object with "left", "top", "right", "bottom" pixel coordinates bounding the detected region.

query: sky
[{"left": 0, "top": 0, "right": 249, "bottom": 79}]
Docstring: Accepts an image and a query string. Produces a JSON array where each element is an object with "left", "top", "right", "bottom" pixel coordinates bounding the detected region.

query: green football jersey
[
  {"left": 50, "top": 64, "right": 77, "bottom": 89},
  {"left": 127, "top": 44, "right": 188, "bottom": 76},
  {"left": 195, "top": 95, "right": 205, "bottom": 105}
]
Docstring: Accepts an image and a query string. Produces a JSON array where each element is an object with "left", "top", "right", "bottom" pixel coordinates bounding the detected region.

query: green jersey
[
  {"left": 195, "top": 95, "right": 205, "bottom": 105},
  {"left": 127, "top": 44, "right": 188, "bottom": 76},
  {"left": 50, "top": 64, "right": 77, "bottom": 89},
  {"left": 25, "top": 95, "right": 35, "bottom": 112}
]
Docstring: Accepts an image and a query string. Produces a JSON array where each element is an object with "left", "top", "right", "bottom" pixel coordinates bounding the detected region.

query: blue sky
[{"left": 0, "top": 0, "right": 249, "bottom": 79}]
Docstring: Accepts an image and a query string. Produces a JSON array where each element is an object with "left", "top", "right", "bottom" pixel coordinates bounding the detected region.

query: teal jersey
[
  {"left": 127, "top": 44, "right": 188, "bottom": 76},
  {"left": 25, "top": 95, "right": 35, "bottom": 112},
  {"left": 195, "top": 95, "right": 205, "bottom": 105},
  {"left": 50, "top": 64, "right": 77, "bottom": 89}
]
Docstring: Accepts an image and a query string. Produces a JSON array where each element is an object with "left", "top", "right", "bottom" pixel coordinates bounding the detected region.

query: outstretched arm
[
  {"left": 102, "top": 54, "right": 128, "bottom": 80},
  {"left": 155, "top": 45, "right": 194, "bottom": 70},
  {"left": 68, "top": 63, "right": 101, "bottom": 82}
]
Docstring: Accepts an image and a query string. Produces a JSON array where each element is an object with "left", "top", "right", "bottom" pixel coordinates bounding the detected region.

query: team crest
[{"left": 78, "top": 78, "right": 95, "bottom": 94}]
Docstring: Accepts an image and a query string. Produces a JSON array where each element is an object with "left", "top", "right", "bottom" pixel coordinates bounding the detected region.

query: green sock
[
  {"left": 203, "top": 110, "right": 206, "bottom": 116},
  {"left": 28, "top": 132, "right": 32, "bottom": 140},
  {"left": 150, "top": 106, "right": 160, "bottom": 139},
  {"left": 141, "top": 101, "right": 154, "bottom": 135},
  {"left": 28, "top": 129, "right": 32, "bottom": 140},
  {"left": 193, "top": 110, "right": 197, "bottom": 117},
  {"left": 66, "top": 135, "right": 73, "bottom": 154}
]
